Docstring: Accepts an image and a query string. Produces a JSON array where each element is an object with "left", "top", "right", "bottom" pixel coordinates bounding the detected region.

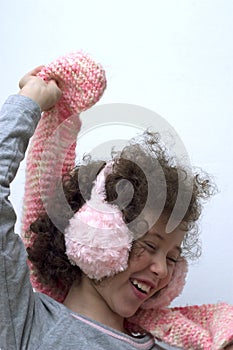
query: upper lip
[{"left": 130, "top": 277, "right": 157, "bottom": 291}]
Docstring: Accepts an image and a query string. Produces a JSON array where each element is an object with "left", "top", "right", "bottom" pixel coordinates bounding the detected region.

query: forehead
[
  {"left": 142, "top": 215, "right": 186, "bottom": 246},
  {"left": 130, "top": 209, "right": 187, "bottom": 246},
  {"left": 136, "top": 210, "right": 186, "bottom": 232}
]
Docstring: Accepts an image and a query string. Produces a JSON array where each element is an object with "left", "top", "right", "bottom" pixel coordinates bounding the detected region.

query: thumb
[{"left": 19, "top": 66, "right": 45, "bottom": 89}]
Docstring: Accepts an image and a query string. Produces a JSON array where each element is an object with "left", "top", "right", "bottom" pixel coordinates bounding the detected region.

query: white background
[{"left": 0, "top": 0, "right": 232, "bottom": 306}]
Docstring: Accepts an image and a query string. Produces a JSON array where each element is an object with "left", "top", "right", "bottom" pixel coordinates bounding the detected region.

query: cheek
[
  {"left": 129, "top": 243, "right": 153, "bottom": 266},
  {"left": 129, "top": 244, "right": 145, "bottom": 259},
  {"left": 127, "top": 251, "right": 149, "bottom": 270},
  {"left": 158, "top": 265, "right": 175, "bottom": 289}
]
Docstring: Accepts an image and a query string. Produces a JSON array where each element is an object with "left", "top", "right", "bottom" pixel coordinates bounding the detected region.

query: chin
[{"left": 117, "top": 305, "right": 141, "bottom": 319}]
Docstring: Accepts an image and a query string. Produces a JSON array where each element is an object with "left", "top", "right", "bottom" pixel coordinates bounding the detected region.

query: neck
[{"left": 63, "top": 276, "right": 126, "bottom": 333}]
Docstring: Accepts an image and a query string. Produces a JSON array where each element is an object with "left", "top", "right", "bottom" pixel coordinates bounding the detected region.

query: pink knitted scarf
[{"left": 21, "top": 51, "right": 107, "bottom": 300}]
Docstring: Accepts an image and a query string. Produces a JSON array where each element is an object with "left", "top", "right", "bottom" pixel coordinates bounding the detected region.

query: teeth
[{"left": 131, "top": 279, "right": 151, "bottom": 294}]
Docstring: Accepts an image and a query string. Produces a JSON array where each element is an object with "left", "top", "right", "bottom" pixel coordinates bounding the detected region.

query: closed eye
[
  {"left": 167, "top": 256, "right": 178, "bottom": 264},
  {"left": 135, "top": 240, "right": 158, "bottom": 253},
  {"left": 144, "top": 242, "right": 158, "bottom": 252},
  {"left": 138, "top": 240, "right": 180, "bottom": 264}
]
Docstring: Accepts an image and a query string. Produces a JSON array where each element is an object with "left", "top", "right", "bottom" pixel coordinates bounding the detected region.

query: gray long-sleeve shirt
[{"left": 0, "top": 95, "right": 170, "bottom": 350}]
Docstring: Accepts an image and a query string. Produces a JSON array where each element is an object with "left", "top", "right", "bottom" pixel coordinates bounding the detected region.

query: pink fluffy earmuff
[{"left": 64, "top": 162, "right": 134, "bottom": 280}]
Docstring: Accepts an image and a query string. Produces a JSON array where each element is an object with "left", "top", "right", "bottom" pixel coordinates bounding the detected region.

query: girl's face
[{"left": 92, "top": 216, "right": 185, "bottom": 318}]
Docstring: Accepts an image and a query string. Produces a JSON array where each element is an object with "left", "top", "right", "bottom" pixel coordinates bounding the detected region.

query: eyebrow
[{"left": 152, "top": 232, "right": 182, "bottom": 254}]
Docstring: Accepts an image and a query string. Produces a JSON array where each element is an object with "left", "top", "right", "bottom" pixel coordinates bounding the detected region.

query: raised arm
[{"left": 0, "top": 68, "right": 61, "bottom": 349}]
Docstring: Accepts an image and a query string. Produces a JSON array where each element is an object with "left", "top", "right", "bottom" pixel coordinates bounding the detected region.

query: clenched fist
[{"left": 19, "top": 66, "right": 62, "bottom": 111}]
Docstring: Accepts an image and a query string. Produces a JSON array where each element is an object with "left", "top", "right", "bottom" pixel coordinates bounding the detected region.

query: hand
[{"left": 19, "top": 66, "right": 62, "bottom": 111}]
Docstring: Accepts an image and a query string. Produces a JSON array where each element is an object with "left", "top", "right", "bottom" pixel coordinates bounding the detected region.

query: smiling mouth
[{"left": 130, "top": 279, "right": 151, "bottom": 294}]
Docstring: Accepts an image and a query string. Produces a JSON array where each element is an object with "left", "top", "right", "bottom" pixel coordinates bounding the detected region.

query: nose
[{"left": 149, "top": 255, "right": 168, "bottom": 279}]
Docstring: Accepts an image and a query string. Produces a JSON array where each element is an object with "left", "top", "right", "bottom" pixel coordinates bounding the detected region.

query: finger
[
  {"left": 27, "top": 65, "right": 45, "bottom": 76},
  {"left": 19, "top": 65, "right": 45, "bottom": 89},
  {"left": 47, "top": 76, "right": 62, "bottom": 90},
  {"left": 47, "top": 78, "right": 60, "bottom": 88},
  {"left": 47, "top": 79, "right": 62, "bottom": 98}
]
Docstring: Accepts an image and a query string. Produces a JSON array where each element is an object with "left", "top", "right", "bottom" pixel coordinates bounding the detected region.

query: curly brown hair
[{"left": 27, "top": 131, "right": 215, "bottom": 291}]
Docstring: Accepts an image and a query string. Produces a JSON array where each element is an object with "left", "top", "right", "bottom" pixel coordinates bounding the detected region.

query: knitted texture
[
  {"left": 127, "top": 303, "right": 233, "bottom": 349},
  {"left": 21, "top": 51, "right": 107, "bottom": 301}
]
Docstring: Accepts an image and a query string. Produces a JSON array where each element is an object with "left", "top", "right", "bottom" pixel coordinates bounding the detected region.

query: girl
[{"left": 1, "top": 52, "right": 233, "bottom": 350}]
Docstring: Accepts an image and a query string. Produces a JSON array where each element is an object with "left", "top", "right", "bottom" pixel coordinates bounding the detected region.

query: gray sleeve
[{"left": 0, "top": 95, "right": 41, "bottom": 349}]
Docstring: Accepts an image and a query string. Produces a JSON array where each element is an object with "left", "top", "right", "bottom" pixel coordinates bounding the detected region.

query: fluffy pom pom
[
  {"left": 65, "top": 202, "right": 133, "bottom": 280},
  {"left": 64, "top": 162, "right": 133, "bottom": 280}
]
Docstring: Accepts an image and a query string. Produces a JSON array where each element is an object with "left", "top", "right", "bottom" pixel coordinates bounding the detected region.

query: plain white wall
[{"left": 0, "top": 0, "right": 232, "bottom": 306}]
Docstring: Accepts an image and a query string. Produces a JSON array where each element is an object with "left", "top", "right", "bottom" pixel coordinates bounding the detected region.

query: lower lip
[{"left": 130, "top": 281, "right": 149, "bottom": 301}]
